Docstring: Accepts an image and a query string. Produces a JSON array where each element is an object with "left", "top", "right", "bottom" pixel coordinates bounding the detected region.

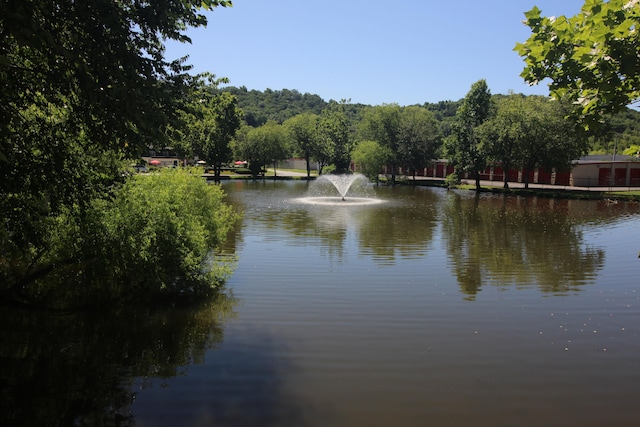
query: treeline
[
  {"left": 214, "top": 80, "right": 640, "bottom": 192},
  {"left": 219, "top": 86, "right": 640, "bottom": 154}
]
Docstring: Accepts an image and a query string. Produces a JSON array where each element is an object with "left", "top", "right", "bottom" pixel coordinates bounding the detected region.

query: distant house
[{"left": 143, "top": 147, "right": 187, "bottom": 168}]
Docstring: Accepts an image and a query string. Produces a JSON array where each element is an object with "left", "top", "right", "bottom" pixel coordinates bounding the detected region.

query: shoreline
[{"left": 201, "top": 173, "right": 640, "bottom": 202}]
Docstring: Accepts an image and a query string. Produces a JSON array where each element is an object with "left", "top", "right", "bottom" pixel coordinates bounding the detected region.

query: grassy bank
[{"left": 455, "top": 184, "right": 640, "bottom": 202}]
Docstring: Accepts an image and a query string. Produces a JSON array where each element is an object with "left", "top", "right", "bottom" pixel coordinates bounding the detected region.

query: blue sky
[{"left": 165, "top": 0, "right": 587, "bottom": 106}]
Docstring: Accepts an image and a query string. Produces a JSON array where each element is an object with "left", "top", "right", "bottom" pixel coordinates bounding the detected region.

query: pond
[{"left": 2, "top": 179, "right": 640, "bottom": 426}]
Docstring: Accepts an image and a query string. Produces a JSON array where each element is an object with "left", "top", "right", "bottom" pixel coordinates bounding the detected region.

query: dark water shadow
[
  {"left": 131, "top": 324, "right": 325, "bottom": 426},
  {"left": 0, "top": 293, "right": 236, "bottom": 427}
]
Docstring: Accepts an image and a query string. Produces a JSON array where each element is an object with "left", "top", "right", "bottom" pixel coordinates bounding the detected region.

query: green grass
[
  {"left": 266, "top": 168, "right": 319, "bottom": 176},
  {"left": 609, "top": 190, "right": 640, "bottom": 197}
]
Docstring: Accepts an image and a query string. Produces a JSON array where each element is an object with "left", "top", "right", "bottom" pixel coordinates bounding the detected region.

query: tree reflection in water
[
  {"left": 0, "top": 292, "right": 236, "bottom": 426},
  {"left": 442, "top": 193, "right": 607, "bottom": 299}
]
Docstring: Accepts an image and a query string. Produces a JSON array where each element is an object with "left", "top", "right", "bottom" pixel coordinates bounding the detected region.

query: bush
[
  {"left": 322, "top": 164, "right": 336, "bottom": 175},
  {"left": 25, "top": 168, "right": 240, "bottom": 307},
  {"left": 445, "top": 172, "right": 461, "bottom": 189},
  {"left": 100, "top": 168, "right": 239, "bottom": 297}
]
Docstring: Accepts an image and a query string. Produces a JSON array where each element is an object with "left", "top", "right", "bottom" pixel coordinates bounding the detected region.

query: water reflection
[
  {"left": 0, "top": 293, "right": 236, "bottom": 426},
  {"left": 223, "top": 182, "right": 640, "bottom": 297},
  {"left": 227, "top": 182, "right": 441, "bottom": 266},
  {"left": 4, "top": 181, "right": 640, "bottom": 426},
  {"left": 355, "top": 187, "right": 440, "bottom": 263},
  {"left": 219, "top": 182, "right": 640, "bottom": 426},
  {"left": 442, "top": 193, "right": 612, "bottom": 299}
]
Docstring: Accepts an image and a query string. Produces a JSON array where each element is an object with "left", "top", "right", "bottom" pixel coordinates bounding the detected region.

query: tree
[
  {"left": 3, "top": 168, "right": 239, "bottom": 306},
  {"left": 314, "top": 132, "right": 334, "bottom": 175},
  {"left": 0, "top": 0, "right": 235, "bottom": 303},
  {"left": 231, "top": 125, "right": 261, "bottom": 179},
  {"left": 233, "top": 121, "right": 289, "bottom": 179},
  {"left": 1, "top": 0, "right": 233, "bottom": 166},
  {"left": 186, "top": 86, "right": 242, "bottom": 179},
  {"left": 476, "top": 100, "right": 521, "bottom": 189},
  {"left": 359, "top": 104, "right": 402, "bottom": 183},
  {"left": 443, "top": 79, "right": 494, "bottom": 190},
  {"left": 283, "top": 113, "right": 320, "bottom": 178},
  {"left": 319, "top": 100, "right": 354, "bottom": 174},
  {"left": 397, "top": 106, "right": 442, "bottom": 181},
  {"left": 351, "top": 140, "right": 393, "bottom": 183},
  {"left": 478, "top": 95, "right": 587, "bottom": 189},
  {"left": 95, "top": 169, "right": 238, "bottom": 299},
  {"left": 515, "top": 0, "right": 640, "bottom": 131}
]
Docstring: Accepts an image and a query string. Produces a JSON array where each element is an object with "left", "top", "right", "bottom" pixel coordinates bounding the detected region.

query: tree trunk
[
  {"left": 391, "top": 162, "right": 396, "bottom": 186},
  {"left": 503, "top": 163, "right": 510, "bottom": 189},
  {"left": 249, "top": 161, "right": 261, "bottom": 181}
]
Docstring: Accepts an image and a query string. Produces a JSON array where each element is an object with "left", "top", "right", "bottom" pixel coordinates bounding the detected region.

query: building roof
[{"left": 575, "top": 154, "right": 640, "bottom": 164}]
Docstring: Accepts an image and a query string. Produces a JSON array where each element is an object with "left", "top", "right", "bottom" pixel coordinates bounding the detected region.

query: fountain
[{"left": 297, "top": 173, "right": 385, "bottom": 206}]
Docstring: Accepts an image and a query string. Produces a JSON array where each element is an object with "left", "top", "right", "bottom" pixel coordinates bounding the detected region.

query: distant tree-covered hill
[
  {"left": 219, "top": 86, "right": 462, "bottom": 127},
  {"left": 590, "top": 107, "right": 640, "bottom": 154},
  {"left": 218, "top": 86, "right": 328, "bottom": 126}
]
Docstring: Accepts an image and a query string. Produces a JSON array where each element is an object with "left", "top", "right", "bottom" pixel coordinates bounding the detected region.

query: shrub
[
  {"left": 445, "top": 172, "right": 461, "bottom": 189},
  {"left": 25, "top": 168, "right": 240, "bottom": 306},
  {"left": 97, "top": 168, "right": 239, "bottom": 298}
]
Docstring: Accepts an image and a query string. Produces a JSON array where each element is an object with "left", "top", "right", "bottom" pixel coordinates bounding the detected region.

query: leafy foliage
[
  {"left": 623, "top": 144, "right": 640, "bottom": 156},
  {"left": 396, "top": 106, "right": 442, "bottom": 178},
  {"left": 358, "top": 104, "right": 403, "bottom": 181},
  {"left": 319, "top": 101, "right": 354, "bottom": 174},
  {"left": 515, "top": 0, "right": 640, "bottom": 130},
  {"left": 442, "top": 80, "right": 494, "bottom": 189},
  {"left": 176, "top": 79, "right": 243, "bottom": 176},
  {"left": 232, "top": 121, "right": 289, "bottom": 177},
  {"left": 444, "top": 172, "right": 461, "bottom": 189},
  {"left": 1, "top": 1, "right": 236, "bottom": 306},
  {"left": 220, "top": 86, "right": 328, "bottom": 126},
  {"left": 358, "top": 104, "right": 442, "bottom": 182},
  {"left": 478, "top": 95, "right": 589, "bottom": 188},
  {"left": 424, "top": 100, "right": 462, "bottom": 139},
  {"left": 351, "top": 140, "right": 393, "bottom": 182},
  {"left": 589, "top": 107, "right": 640, "bottom": 154},
  {"left": 18, "top": 168, "right": 239, "bottom": 307},
  {"left": 2, "top": 0, "right": 232, "bottom": 158},
  {"left": 98, "top": 168, "right": 238, "bottom": 296},
  {"left": 283, "top": 113, "right": 321, "bottom": 177},
  {"left": 221, "top": 86, "right": 640, "bottom": 158}
]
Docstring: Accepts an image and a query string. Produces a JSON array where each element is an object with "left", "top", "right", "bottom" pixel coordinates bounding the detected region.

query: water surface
[{"left": 3, "top": 180, "right": 640, "bottom": 426}]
